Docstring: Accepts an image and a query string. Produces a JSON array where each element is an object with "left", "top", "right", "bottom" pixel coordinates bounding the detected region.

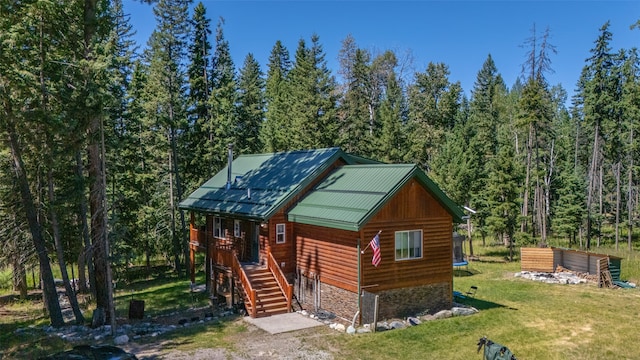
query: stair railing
[
  {"left": 231, "top": 252, "right": 257, "bottom": 317},
  {"left": 267, "top": 250, "right": 292, "bottom": 312}
]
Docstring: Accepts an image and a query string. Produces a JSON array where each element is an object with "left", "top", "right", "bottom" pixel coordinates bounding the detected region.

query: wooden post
[{"left": 189, "top": 212, "right": 196, "bottom": 284}]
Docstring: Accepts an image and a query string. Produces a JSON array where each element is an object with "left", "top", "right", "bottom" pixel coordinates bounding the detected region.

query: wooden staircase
[{"left": 242, "top": 266, "right": 290, "bottom": 317}]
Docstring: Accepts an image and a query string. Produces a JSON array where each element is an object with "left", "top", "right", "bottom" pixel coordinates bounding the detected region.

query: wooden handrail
[
  {"left": 267, "top": 251, "right": 293, "bottom": 312},
  {"left": 231, "top": 253, "right": 256, "bottom": 317}
]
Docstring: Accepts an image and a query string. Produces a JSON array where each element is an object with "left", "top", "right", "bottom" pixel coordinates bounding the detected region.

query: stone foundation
[
  {"left": 294, "top": 274, "right": 452, "bottom": 323},
  {"left": 294, "top": 273, "right": 358, "bottom": 322},
  {"left": 376, "top": 282, "right": 451, "bottom": 320}
]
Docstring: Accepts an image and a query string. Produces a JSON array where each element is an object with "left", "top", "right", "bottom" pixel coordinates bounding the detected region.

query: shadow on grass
[
  {"left": 454, "top": 268, "right": 482, "bottom": 277},
  {"left": 457, "top": 296, "right": 518, "bottom": 311},
  {"left": 115, "top": 281, "right": 210, "bottom": 318}
]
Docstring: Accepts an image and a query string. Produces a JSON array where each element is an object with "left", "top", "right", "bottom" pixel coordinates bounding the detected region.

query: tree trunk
[
  {"left": 615, "top": 162, "right": 621, "bottom": 250},
  {"left": 598, "top": 166, "right": 603, "bottom": 247},
  {"left": 521, "top": 123, "right": 533, "bottom": 233},
  {"left": 48, "top": 168, "right": 85, "bottom": 324},
  {"left": 88, "top": 140, "right": 109, "bottom": 323},
  {"left": 76, "top": 151, "right": 93, "bottom": 295},
  {"left": 12, "top": 256, "right": 28, "bottom": 299},
  {"left": 168, "top": 144, "right": 179, "bottom": 273},
  {"left": 84, "top": 0, "right": 115, "bottom": 333},
  {"left": 586, "top": 123, "right": 600, "bottom": 249},
  {"left": 2, "top": 112, "right": 64, "bottom": 327},
  {"left": 169, "top": 124, "right": 188, "bottom": 277},
  {"left": 628, "top": 127, "right": 634, "bottom": 252}
]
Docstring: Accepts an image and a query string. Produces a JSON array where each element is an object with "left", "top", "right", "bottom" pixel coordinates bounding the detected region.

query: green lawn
[{"left": 2, "top": 246, "right": 640, "bottom": 359}]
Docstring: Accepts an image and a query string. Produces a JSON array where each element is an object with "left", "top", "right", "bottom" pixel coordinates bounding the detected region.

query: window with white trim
[
  {"left": 214, "top": 217, "right": 224, "bottom": 238},
  {"left": 395, "top": 230, "right": 422, "bottom": 260},
  {"left": 234, "top": 220, "right": 241, "bottom": 237},
  {"left": 276, "top": 223, "right": 286, "bottom": 244}
]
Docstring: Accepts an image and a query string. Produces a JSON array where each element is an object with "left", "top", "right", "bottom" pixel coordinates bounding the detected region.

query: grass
[
  {"left": 113, "top": 268, "right": 210, "bottom": 318},
  {"left": 318, "top": 245, "right": 640, "bottom": 360},
  {"left": 3, "top": 246, "right": 640, "bottom": 359}
]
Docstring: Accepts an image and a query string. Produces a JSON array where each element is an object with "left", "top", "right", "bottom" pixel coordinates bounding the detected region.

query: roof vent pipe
[{"left": 226, "top": 143, "right": 233, "bottom": 190}]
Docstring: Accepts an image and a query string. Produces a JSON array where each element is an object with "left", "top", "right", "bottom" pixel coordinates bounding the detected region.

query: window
[
  {"left": 214, "top": 217, "right": 224, "bottom": 238},
  {"left": 234, "top": 220, "right": 241, "bottom": 237},
  {"left": 276, "top": 223, "right": 286, "bottom": 244},
  {"left": 395, "top": 230, "right": 422, "bottom": 260}
]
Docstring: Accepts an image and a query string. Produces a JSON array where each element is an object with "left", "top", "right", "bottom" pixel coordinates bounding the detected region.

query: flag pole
[{"left": 361, "top": 230, "right": 382, "bottom": 254}]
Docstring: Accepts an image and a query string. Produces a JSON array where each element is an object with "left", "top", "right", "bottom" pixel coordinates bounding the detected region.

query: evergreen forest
[{"left": 1, "top": 0, "right": 639, "bottom": 327}]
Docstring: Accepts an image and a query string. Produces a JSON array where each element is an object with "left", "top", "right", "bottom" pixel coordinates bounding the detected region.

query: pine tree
[
  {"left": 486, "top": 128, "right": 522, "bottom": 261},
  {"left": 236, "top": 53, "right": 265, "bottom": 154},
  {"left": 407, "top": 62, "right": 462, "bottom": 170},
  {"left": 581, "top": 22, "right": 616, "bottom": 249},
  {"left": 466, "top": 54, "right": 505, "bottom": 247},
  {"left": 209, "top": 18, "right": 237, "bottom": 168},
  {"left": 105, "top": 0, "right": 143, "bottom": 279},
  {"left": 261, "top": 40, "right": 292, "bottom": 152},
  {"left": 289, "top": 35, "right": 339, "bottom": 149},
  {"left": 621, "top": 48, "right": 640, "bottom": 251},
  {"left": 338, "top": 46, "right": 372, "bottom": 155},
  {"left": 552, "top": 160, "right": 586, "bottom": 246},
  {"left": 186, "top": 2, "right": 213, "bottom": 187},
  {"left": 144, "top": 0, "right": 192, "bottom": 274},
  {"left": 376, "top": 70, "right": 408, "bottom": 163}
]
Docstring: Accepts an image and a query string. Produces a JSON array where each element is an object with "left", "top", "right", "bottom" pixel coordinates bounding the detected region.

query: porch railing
[
  {"left": 231, "top": 251, "right": 257, "bottom": 317},
  {"left": 267, "top": 250, "right": 292, "bottom": 312}
]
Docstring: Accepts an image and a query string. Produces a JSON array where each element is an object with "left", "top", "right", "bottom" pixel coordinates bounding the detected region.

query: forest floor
[{"left": 0, "top": 287, "right": 337, "bottom": 360}]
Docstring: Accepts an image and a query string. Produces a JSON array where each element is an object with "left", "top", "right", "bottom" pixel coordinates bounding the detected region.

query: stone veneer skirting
[
  {"left": 294, "top": 273, "right": 358, "bottom": 322},
  {"left": 375, "top": 282, "right": 452, "bottom": 320},
  {"left": 295, "top": 272, "right": 451, "bottom": 323}
]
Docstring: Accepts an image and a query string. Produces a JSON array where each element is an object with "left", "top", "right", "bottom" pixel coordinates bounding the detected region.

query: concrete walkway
[{"left": 243, "top": 312, "right": 324, "bottom": 334}]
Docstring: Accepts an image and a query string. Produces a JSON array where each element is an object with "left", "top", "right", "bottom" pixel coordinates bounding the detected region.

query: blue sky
[{"left": 124, "top": 1, "right": 639, "bottom": 102}]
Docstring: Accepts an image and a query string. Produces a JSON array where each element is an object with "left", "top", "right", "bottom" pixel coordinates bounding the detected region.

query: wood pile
[{"left": 555, "top": 265, "right": 598, "bottom": 282}]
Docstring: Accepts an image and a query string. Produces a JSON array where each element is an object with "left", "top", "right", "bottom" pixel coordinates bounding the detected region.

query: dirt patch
[{"left": 122, "top": 317, "right": 337, "bottom": 360}]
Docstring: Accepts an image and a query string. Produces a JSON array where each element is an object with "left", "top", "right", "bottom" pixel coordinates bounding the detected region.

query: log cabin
[{"left": 179, "top": 146, "right": 465, "bottom": 322}]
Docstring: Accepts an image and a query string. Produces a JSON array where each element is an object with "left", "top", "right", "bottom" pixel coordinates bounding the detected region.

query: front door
[{"left": 250, "top": 222, "right": 260, "bottom": 263}]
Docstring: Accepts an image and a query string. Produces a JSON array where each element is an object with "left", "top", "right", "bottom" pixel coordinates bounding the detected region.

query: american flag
[{"left": 370, "top": 233, "right": 381, "bottom": 267}]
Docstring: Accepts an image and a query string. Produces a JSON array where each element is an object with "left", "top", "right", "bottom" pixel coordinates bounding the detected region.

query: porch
[{"left": 188, "top": 226, "right": 293, "bottom": 318}]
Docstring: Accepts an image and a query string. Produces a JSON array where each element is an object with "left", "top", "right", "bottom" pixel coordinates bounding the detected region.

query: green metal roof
[
  {"left": 179, "top": 147, "right": 349, "bottom": 220},
  {"left": 287, "top": 164, "right": 465, "bottom": 231}
]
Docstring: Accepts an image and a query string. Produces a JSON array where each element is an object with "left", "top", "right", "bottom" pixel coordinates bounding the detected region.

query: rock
[
  {"left": 300, "top": 310, "right": 309, "bottom": 316},
  {"left": 113, "top": 334, "right": 129, "bottom": 345},
  {"left": 420, "top": 314, "right": 436, "bottom": 322},
  {"left": 452, "top": 307, "right": 478, "bottom": 316},
  {"left": 357, "top": 327, "right": 371, "bottom": 334},
  {"left": 178, "top": 318, "right": 188, "bottom": 325},
  {"left": 389, "top": 321, "right": 405, "bottom": 329},
  {"left": 433, "top": 310, "right": 453, "bottom": 319},
  {"left": 346, "top": 325, "right": 356, "bottom": 334},
  {"left": 407, "top": 317, "right": 421, "bottom": 326},
  {"left": 334, "top": 323, "right": 346, "bottom": 332}
]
